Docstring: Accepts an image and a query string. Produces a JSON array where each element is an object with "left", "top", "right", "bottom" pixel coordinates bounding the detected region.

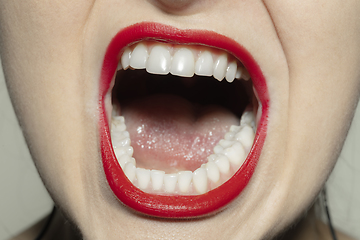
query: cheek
[
  {"left": 264, "top": 0, "right": 360, "bottom": 169},
  {"left": 0, "top": 1, "right": 103, "bottom": 220},
  {"left": 259, "top": 0, "right": 360, "bottom": 226}
]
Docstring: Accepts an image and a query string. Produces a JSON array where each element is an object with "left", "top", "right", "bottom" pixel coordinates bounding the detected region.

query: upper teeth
[
  {"left": 111, "top": 111, "right": 256, "bottom": 195},
  {"left": 118, "top": 42, "right": 250, "bottom": 82}
]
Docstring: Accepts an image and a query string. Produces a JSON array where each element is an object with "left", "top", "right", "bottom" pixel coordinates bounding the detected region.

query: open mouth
[{"left": 99, "top": 22, "right": 269, "bottom": 218}]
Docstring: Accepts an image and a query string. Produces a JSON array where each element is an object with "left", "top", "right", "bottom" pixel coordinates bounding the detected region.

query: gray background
[{"left": 1, "top": 58, "right": 359, "bottom": 239}]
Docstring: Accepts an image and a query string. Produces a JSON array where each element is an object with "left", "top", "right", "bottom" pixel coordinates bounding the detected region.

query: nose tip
[{"left": 148, "top": 0, "right": 194, "bottom": 13}]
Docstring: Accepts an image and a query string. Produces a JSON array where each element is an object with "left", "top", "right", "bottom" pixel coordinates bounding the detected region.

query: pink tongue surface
[{"left": 121, "top": 94, "right": 239, "bottom": 173}]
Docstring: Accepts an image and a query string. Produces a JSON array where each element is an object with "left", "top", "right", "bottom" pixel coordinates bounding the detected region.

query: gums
[{"left": 99, "top": 22, "right": 269, "bottom": 218}]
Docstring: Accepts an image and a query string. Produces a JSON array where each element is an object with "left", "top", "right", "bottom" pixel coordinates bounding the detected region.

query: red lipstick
[{"left": 99, "top": 22, "right": 269, "bottom": 218}]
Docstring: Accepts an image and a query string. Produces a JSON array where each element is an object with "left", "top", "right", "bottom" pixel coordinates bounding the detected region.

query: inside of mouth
[{"left": 109, "top": 41, "right": 259, "bottom": 195}]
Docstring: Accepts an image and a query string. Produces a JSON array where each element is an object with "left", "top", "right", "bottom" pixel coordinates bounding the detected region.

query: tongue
[{"left": 121, "top": 94, "right": 239, "bottom": 173}]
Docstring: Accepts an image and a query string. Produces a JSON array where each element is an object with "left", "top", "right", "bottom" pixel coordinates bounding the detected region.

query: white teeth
[
  {"left": 130, "top": 43, "right": 148, "bottom": 69},
  {"left": 170, "top": 48, "right": 195, "bottom": 77},
  {"left": 113, "top": 115, "right": 125, "bottom": 123},
  {"left": 111, "top": 130, "right": 129, "bottom": 143},
  {"left": 146, "top": 45, "right": 171, "bottom": 75},
  {"left": 114, "top": 146, "right": 133, "bottom": 161},
  {"left": 213, "top": 145, "right": 224, "bottom": 154},
  {"left": 219, "top": 139, "right": 234, "bottom": 148},
  {"left": 178, "top": 171, "right": 193, "bottom": 193},
  {"left": 205, "top": 161, "right": 220, "bottom": 183},
  {"left": 121, "top": 48, "right": 131, "bottom": 70},
  {"left": 136, "top": 168, "right": 151, "bottom": 190},
  {"left": 213, "top": 54, "right": 228, "bottom": 81},
  {"left": 223, "top": 142, "right": 245, "bottom": 166},
  {"left": 124, "top": 162, "right": 136, "bottom": 183},
  {"left": 112, "top": 122, "right": 126, "bottom": 132},
  {"left": 193, "top": 168, "right": 208, "bottom": 194},
  {"left": 240, "top": 111, "right": 255, "bottom": 126},
  {"left": 117, "top": 137, "right": 131, "bottom": 147},
  {"left": 235, "top": 66, "right": 250, "bottom": 80},
  {"left": 151, "top": 170, "right": 165, "bottom": 191},
  {"left": 235, "top": 67, "right": 242, "bottom": 79},
  {"left": 229, "top": 125, "right": 241, "bottom": 132},
  {"left": 113, "top": 127, "right": 129, "bottom": 136},
  {"left": 117, "top": 154, "right": 135, "bottom": 168},
  {"left": 164, "top": 174, "right": 178, "bottom": 193},
  {"left": 224, "top": 132, "right": 235, "bottom": 140},
  {"left": 214, "top": 155, "right": 230, "bottom": 174},
  {"left": 207, "top": 154, "right": 217, "bottom": 162},
  {"left": 119, "top": 42, "right": 251, "bottom": 81},
  {"left": 117, "top": 62, "right": 122, "bottom": 71},
  {"left": 195, "top": 51, "right": 214, "bottom": 76},
  {"left": 225, "top": 61, "right": 237, "bottom": 83},
  {"left": 235, "top": 125, "right": 255, "bottom": 151}
]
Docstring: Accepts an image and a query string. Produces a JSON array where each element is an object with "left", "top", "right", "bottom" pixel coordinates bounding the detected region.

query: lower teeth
[{"left": 110, "top": 110, "right": 256, "bottom": 195}]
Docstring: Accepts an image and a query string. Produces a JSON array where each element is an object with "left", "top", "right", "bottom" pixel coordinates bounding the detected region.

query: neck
[
  {"left": 280, "top": 205, "right": 338, "bottom": 240},
  {"left": 40, "top": 207, "right": 79, "bottom": 240}
]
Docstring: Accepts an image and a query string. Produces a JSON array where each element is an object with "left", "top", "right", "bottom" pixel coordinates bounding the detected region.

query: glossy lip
[{"left": 99, "top": 22, "right": 269, "bottom": 218}]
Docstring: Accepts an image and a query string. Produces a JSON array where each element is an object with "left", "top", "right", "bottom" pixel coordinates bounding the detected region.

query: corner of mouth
[{"left": 98, "top": 22, "right": 270, "bottom": 218}]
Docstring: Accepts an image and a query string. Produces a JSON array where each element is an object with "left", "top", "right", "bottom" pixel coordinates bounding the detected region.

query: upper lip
[{"left": 99, "top": 22, "right": 269, "bottom": 218}]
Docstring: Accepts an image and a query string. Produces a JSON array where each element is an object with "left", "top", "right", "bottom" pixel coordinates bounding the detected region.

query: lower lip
[{"left": 99, "top": 22, "right": 269, "bottom": 218}]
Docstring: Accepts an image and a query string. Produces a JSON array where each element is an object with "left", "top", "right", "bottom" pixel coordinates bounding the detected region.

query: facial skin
[{"left": 1, "top": 0, "right": 360, "bottom": 239}]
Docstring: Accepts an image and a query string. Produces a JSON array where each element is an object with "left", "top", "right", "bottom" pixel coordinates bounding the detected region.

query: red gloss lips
[{"left": 99, "top": 22, "right": 269, "bottom": 218}]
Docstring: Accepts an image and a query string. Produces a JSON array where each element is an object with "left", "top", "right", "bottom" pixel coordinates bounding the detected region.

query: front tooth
[
  {"left": 136, "top": 168, "right": 151, "bottom": 190},
  {"left": 193, "top": 168, "right": 207, "bottom": 194},
  {"left": 225, "top": 61, "right": 237, "bottom": 83},
  {"left": 214, "top": 155, "right": 230, "bottom": 174},
  {"left": 164, "top": 174, "right": 178, "bottom": 193},
  {"left": 195, "top": 51, "right": 214, "bottom": 76},
  {"left": 121, "top": 48, "right": 131, "bottom": 70},
  {"left": 213, "top": 54, "right": 228, "bottom": 81},
  {"left": 178, "top": 171, "right": 193, "bottom": 193},
  {"left": 130, "top": 43, "right": 148, "bottom": 69},
  {"left": 235, "top": 125, "right": 255, "bottom": 151},
  {"left": 223, "top": 142, "right": 246, "bottom": 166},
  {"left": 150, "top": 170, "right": 165, "bottom": 191},
  {"left": 146, "top": 45, "right": 171, "bottom": 75},
  {"left": 206, "top": 161, "right": 220, "bottom": 183},
  {"left": 170, "top": 48, "right": 195, "bottom": 77},
  {"left": 124, "top": 162, "right": 136, "bottom": 183}
]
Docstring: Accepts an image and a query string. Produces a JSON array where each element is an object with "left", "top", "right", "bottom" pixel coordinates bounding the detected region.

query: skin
[{"left": 1, "top": 0, "right": 360, "bottom": 239}]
